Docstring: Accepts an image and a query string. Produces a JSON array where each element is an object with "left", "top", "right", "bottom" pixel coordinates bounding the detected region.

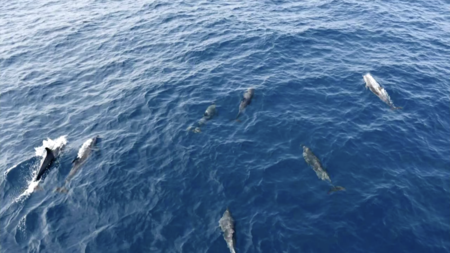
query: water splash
[
  {"left": 15, "top": 180, "right": 40, "bottom": 202},
  {"left": 14, "top": 136, "right": 68, "bottom": 202},
  {"left": 34, "top": 135, "right": 68, "bottom": 157},
  {"left": 15, "top": 163, "right": 40, "bottom": 203}
]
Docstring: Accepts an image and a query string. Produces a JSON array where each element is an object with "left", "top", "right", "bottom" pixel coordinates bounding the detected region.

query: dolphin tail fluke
[
  {"left": 55, "top": 187, "right": 68, "bottom": 194},
  {"left": 234, "top": 111, "right": 241, "bottom": 121},
  {"left": 328, "top": 186, "right": 345, "bottom": 194}
]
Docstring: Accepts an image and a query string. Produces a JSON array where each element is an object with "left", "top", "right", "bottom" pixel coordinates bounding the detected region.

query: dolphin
[
  {"left": 235, "top": 88, "right": 254, "bottom": 120},
  {"left": 201, "top": 104, "right": 216, "bottom": 122},
  {"left": 363, "top": 73, "right": 401, "bottom": 110},
  {"left": 34, "top": 147, "right": 56, "bottom": 181},
  {"left": 189, "top": 104, "right": 216, "bottom": 133},
  {"left": 56, "top": 136, "right": 99, "bottom": 193},
  {"left": 302, "top": 145, "right": 345, "bottom": 194},
  {"left": 34, "top": 144, "right": 64, "bottom": 182},
  {"left": 219, "top": 208, "right": 236, "bottom": 253}
]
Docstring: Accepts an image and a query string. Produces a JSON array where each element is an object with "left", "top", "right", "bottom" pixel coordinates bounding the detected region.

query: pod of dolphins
[
  {"left": 29, "top": 74, "right": 400, "bottom": 252},
  {"left": 32, "top": 136, "right": 99, "bottom": 193}
]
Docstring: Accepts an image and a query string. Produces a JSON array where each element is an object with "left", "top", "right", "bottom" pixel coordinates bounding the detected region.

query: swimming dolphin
[
  {"left": 201, "top": 104, "right": 216, "bottom": 122},
  {"left": 363, "top": 73, "right": 401, "bottom": 110},
  {"left": 219, "top": 208, "right": 236, "bottom": 253},
  {"left": 56, "top": 136, "right": 99, "bottom": 193},
  {"left": 34, "top": 143, "right": 65, "bottom": 182},
  {"left": 302, "top": 145, "right": 345, "bottom": 194},
  {"left": 188, "top": 104, "right": 216, "bottom": 133},
  {"left": 235, "top": 88, "right": 254, "bottom": 120},
  {"left": 34, "top": 147, "right": 56, "bottom": 181}
]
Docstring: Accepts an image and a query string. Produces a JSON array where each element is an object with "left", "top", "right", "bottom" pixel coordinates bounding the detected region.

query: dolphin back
[
  {"left": 363, "top": 73, "right": 377, "bottom": 87},
  {"left": 236, "top": 88, "right": 254, "bottom": 120},
  {"left": 204, "top": 104, "right": 216, "bottom": 119},
  {"left": 303, "top": 146, "right": 331, "bottom": 182},
  {"left": 196, "top": 104, "right": 216, "bottom": 128},
  {"left": 57, "top": 136, "right": 99, "bottom": 192},
  {"left": 220, "top": 209, "right": 236, "bottom": 253},
  {"left": 315, "top": 168, "right": 331, "bottom": 182},
  {"left": 66, "top": 137, "right": 99, "bottom": 182},
  {"left": 363, "top": 73, "right": 401, "bottom": 109},
  {"left": 35, "top": 148, "right": 55, "bottom": 181}
]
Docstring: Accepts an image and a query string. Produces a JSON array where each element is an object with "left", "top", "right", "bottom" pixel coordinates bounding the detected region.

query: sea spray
[{"left": 14, "top": 136, "right": 68, "bottom": 202}]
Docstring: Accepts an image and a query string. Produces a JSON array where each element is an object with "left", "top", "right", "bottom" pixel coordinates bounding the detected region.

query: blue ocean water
[{"left": 1, "top": 0, "right": 449, "bottom": 252}]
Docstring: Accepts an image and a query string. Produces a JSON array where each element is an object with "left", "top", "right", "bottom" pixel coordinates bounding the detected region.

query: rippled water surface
[{"left": 1, "top": 0, "right": 449, "bottom": 252}]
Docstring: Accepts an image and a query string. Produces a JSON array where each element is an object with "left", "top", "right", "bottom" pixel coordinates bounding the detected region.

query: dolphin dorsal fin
[{"left": 45, "top": 147, "right": 55, "bottom": 159}]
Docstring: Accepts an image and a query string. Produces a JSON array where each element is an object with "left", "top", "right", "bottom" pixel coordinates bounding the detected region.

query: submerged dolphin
[
  {"left": 235, "top": 88, "right": 254, "bottom": 120},
  {"left": 363, "top": 73, "right": 401, "bottom": 110},
  {"left": 56, "top": 136, "right": 99, "bottom": 193},
  {"left": 302, "top": 145, "right": 345, "bottom": 194},
  {"left": 219, "top": 208, "right": 236, "bottom": 253},
  {"left": 188, "top": 104, "right": 216, "bottom": 133},
  {"left": 201, "top": 104, "right": 216, "bottom": 123}
]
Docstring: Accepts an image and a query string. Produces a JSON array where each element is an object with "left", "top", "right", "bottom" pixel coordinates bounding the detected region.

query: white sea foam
[
  {"left": 14, "top": 135, "right": 68, "bottom": 202},
  {"left": 34, "top": 135, "right": 68, "bottom": 157},
  {"left": 15, "top": 180, "right": 40, "bottom": 202},
  {"left": 77, "top": 138, "right": 93, "bottom": 159}
]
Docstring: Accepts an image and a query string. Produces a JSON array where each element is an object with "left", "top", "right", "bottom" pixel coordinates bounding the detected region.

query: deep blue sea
[{"left": 1, "top": 0, "right": 449, "bottom": 252}]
